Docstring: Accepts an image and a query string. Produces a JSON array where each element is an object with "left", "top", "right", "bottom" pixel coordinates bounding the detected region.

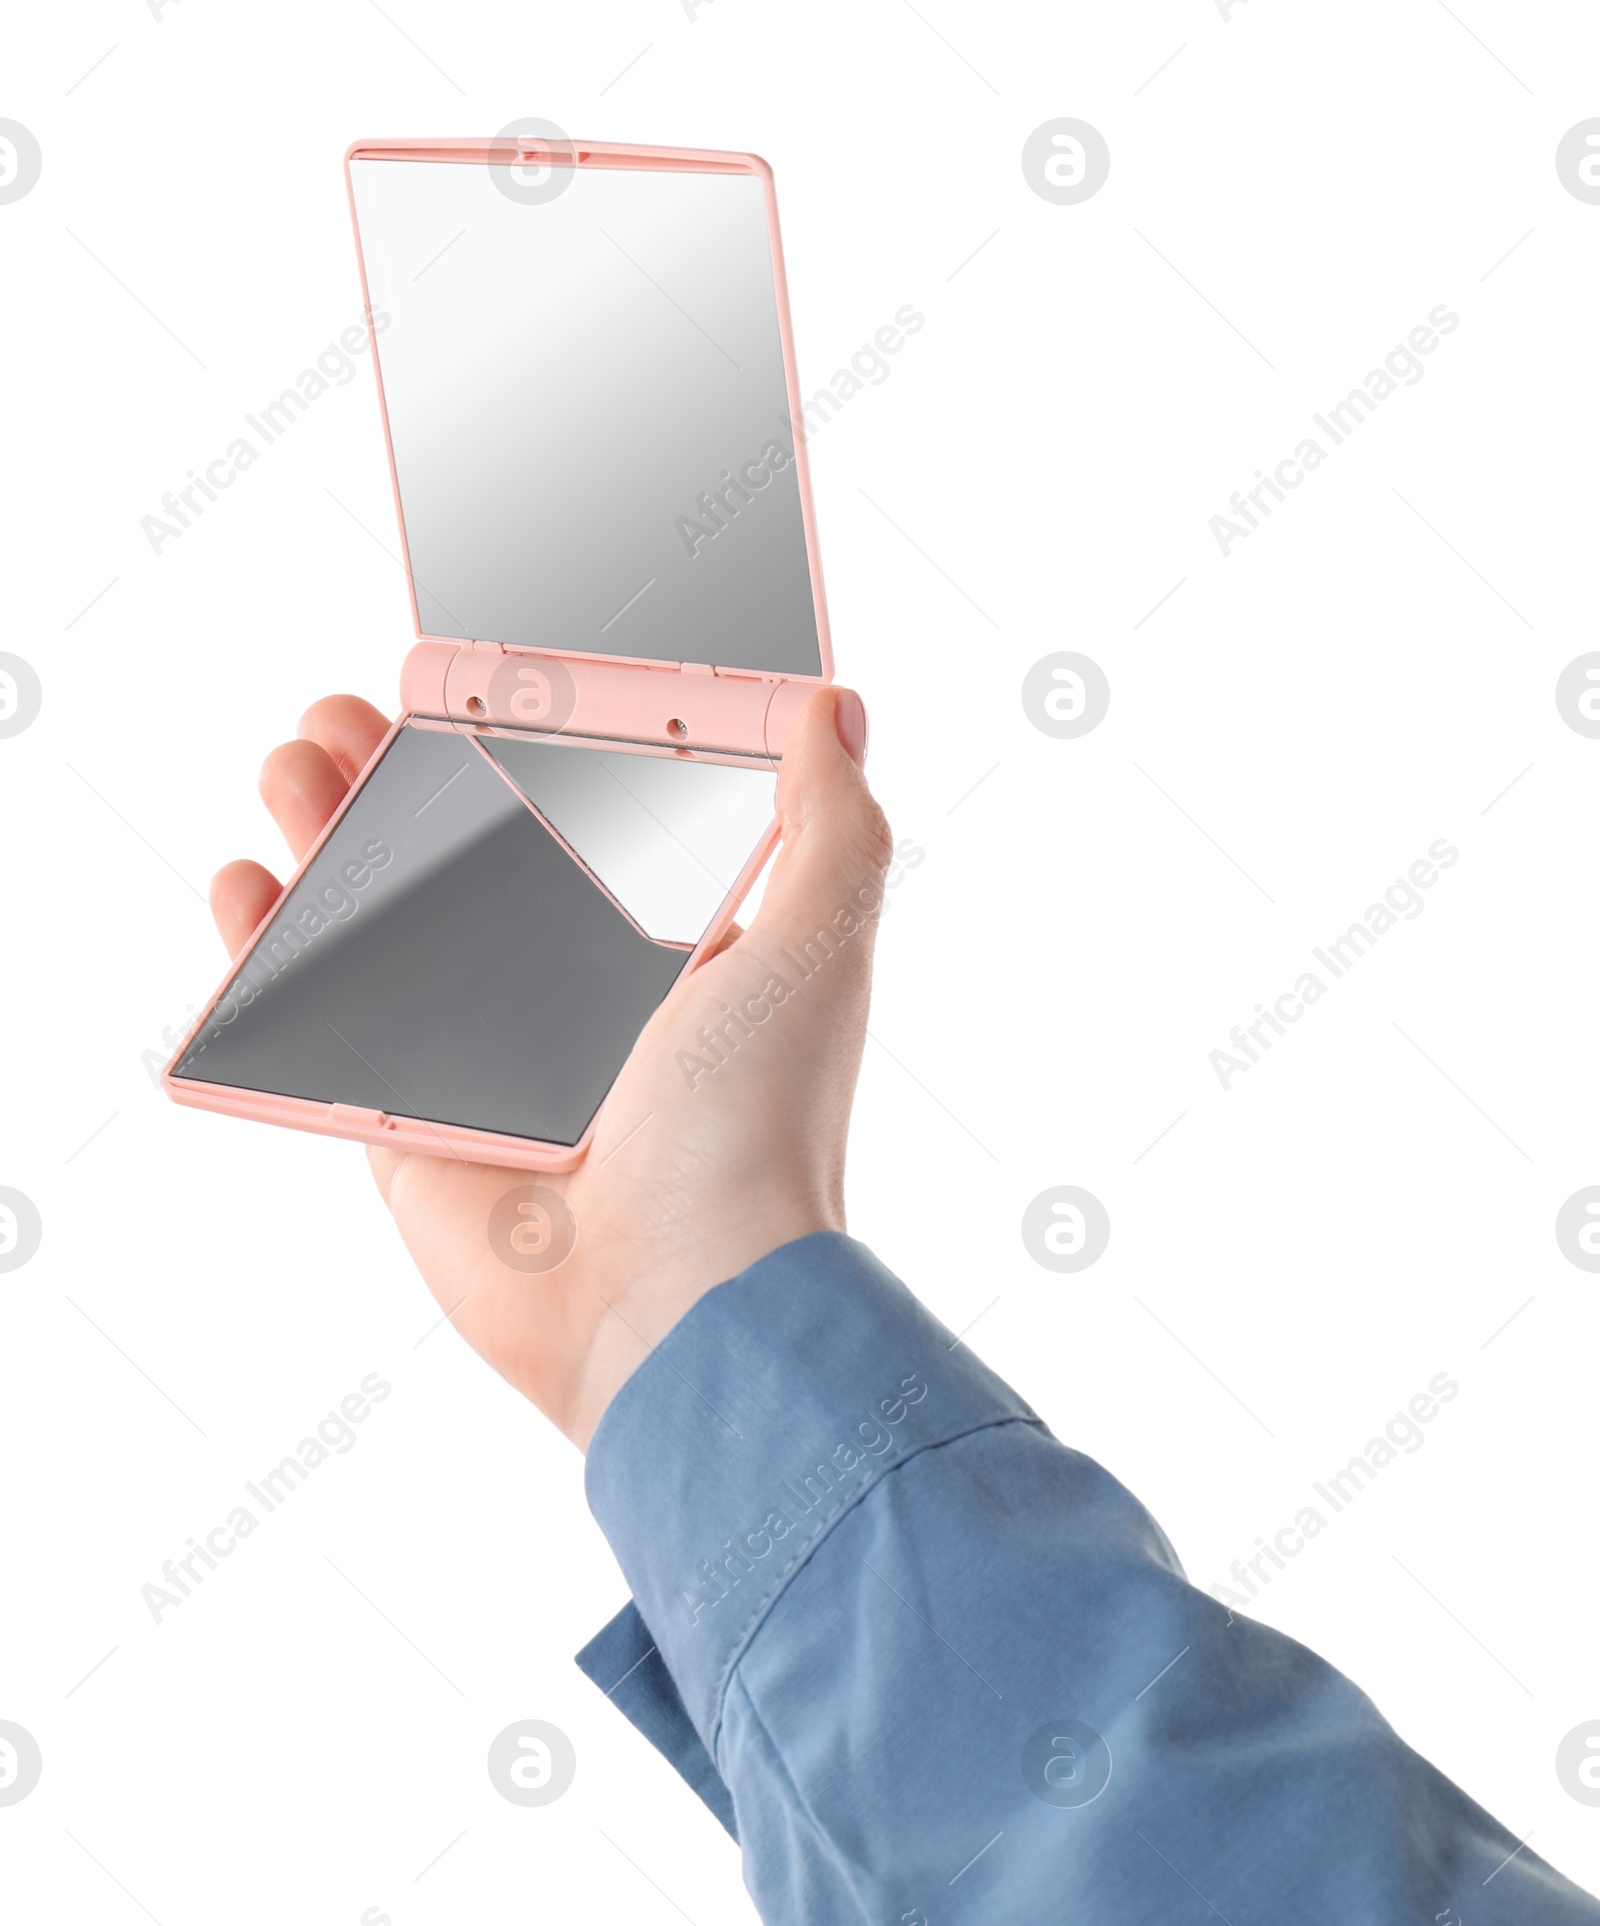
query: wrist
[{"left": 564, "top": 1203, "right": 843, "bottom": 1452}]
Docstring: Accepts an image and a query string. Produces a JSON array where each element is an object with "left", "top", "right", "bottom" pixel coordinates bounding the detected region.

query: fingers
[
  {"left": 775, "top": 687, "right": 879, "bottom": 840},
  {"left": 260, "top": 739, "right": 352, "bottom": 862},
  {"left": 750, "top": 687, "right": 892, "bottom": 960},
  {"left": 210, "top": 858, "right": 283, "bottom": 956},
  {"left": 212, "top": 694, "right": 390, "bottom": 954},
  {"left": 298, "top": 694, "right": 391, "bottom": 784},
  {"left": 258, "top": 695, "right": 391, "bottom": 862}
]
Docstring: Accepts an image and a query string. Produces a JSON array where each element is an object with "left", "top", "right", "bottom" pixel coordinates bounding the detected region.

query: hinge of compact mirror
[{"left": 399, "top": 638, "right": 810, "bottom": 763}]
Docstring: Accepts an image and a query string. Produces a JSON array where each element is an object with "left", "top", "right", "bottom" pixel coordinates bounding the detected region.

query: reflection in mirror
[
  {"left": 349, "top": 158, "right": 821, "bottom": 676},
  {"left": 478, "top": 733, "right": 775, "bottom": 943},
  {"left": 174, "top": 724, "right": 774, "bottom": 1146}
]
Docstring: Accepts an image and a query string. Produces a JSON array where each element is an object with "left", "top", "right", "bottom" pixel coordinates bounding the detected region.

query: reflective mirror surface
[
  {"left": 174, "top": 724, "right": 776, "bottom": 1146},
  {"left": 480, "top": 731, "right": 775, "bottom": 942},
  {"left": 349, "top": 157, "right": 822, "bottom": 676}
]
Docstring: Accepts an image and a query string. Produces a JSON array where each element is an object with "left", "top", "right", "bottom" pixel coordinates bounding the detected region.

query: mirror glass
[
  {"left": 174, "top": 724, "right": 776, "bottom": 1147},
  {"left": 479, "top": 732, "right": 775, "bottom": 942},
  {"left": 349, "top": 157, "right": 822, "bottom": 677}
]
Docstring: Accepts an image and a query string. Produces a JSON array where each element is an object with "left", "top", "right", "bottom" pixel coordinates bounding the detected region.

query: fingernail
[{"left": 834, "top": 688, "right": 868, "bottom": 766}]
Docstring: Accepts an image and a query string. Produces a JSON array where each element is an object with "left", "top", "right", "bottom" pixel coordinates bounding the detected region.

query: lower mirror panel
[{"left": 172, "top": 721, "right": 767, "bottom": 1148}]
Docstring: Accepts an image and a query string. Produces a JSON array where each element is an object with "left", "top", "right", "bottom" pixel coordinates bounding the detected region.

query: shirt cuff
[
  {"left": 575, "top": 1601, "right": 738, "bottom": 1838},
  {"left": 579, "top": 1230, "right": 1041, "bottom": 1762}
]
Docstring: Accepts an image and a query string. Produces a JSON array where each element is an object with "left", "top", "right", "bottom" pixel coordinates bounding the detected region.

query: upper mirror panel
[{"left": 348, "top": 154, "right": 823, "bottom": 678}]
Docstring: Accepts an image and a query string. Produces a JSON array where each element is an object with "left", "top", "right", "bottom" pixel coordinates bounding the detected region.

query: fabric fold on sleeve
[
  {"left": 581, "top": 1230, "right": 1041, "bottom": 1758},
  {"left": 575, "top": 1601, "right": 738, "bottom": 1839}
]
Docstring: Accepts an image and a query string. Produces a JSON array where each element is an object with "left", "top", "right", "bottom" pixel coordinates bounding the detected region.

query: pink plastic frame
[
  {"left": 163, "top": 138, "right": 833, "bottom": 1173},
  {"left": 349, "top": 136, "right": 833, "bottom": 689}
]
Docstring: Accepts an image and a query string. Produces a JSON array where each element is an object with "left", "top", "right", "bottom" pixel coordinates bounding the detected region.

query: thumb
[{"left": 749, "top": 688, "right": 893, "bottom": 960}]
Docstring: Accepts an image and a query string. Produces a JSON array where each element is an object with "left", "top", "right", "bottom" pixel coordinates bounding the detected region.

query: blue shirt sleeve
[{"left": 577, "top": 1232, "right": 1599, "bottom": 1924}]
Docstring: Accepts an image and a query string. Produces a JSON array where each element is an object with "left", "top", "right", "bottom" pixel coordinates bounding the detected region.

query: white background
[{"left": 4, "top": 1, "right": 1599, "bottom": 1920}]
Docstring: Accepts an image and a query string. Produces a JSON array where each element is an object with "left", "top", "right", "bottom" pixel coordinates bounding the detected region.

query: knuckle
[{"left": 853, "top": 795, "right": 895, "bottom": 876}]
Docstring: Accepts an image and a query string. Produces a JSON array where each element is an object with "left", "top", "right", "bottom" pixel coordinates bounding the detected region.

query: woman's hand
[{"left": 209, "top": 687, "right": 889, "bottom": 1450}]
